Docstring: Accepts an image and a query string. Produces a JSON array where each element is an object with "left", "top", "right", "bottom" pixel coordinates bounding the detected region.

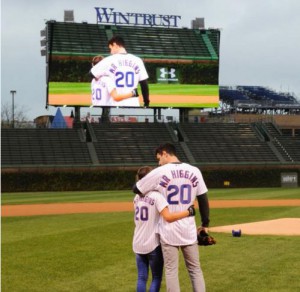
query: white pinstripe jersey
[
  {"left": 91, "top": 53, "right": 149, "bottom": 107},
  {"left": 136, "top": 162, "right": 208, "bottom": 246},
  {"left": 132, "top": 191, "right": 168, "bottom": 254},
  {"left": 91, "top": 76, "right": 115, "bottom": 106}
]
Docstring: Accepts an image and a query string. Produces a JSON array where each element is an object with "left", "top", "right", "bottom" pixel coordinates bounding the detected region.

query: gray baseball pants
[{"left": 161, "top": 241, "right": 205, "bottom": 292}]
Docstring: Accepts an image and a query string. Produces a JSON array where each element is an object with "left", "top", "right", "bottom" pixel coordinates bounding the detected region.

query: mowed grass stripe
[
  {"left": 2, "top": 188, "right": 300, "bottom": 205},
  {"left": 49, "top": 82, "right": 219, "bottom": 96}
]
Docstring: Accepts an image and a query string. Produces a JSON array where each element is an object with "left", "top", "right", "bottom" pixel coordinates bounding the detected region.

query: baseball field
[
  {"left": 48, "top": 82, "right": 219, "bottom": 107},
  {"left": 2, "top": 187, "right": 300, "bottom": 292}
]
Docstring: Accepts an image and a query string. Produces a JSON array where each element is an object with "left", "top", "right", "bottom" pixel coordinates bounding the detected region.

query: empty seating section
[
  {"left": 48, "top": 22, "right": 109, "bottom": 56},
  {"left": 219, "top": 88, "right": 252, "bottom": 105},
  {"left": 263, "top": 123, "right": 300, "bottom": 162},
  {"left": 2, "top": 122, "right": 298, "bottom": 166},
  {"left": 179, "top": 123, "right": 280, "bottom": 163},
  {"left": 91, "top": 123, "right": 187, "bottom": 164},
  {"left": 1, "top": 129, "right": 92, "bottom": 165},
  {"left": 274, "top": 136, "right": 300, "bottom": 162},
  {"left": 205, "top": 30, "right": 220, "bottom": 56},
  {"left": 47, "top": 22, "right": 218, "bottom": 60},
  {"left": 263, "top": 122, "right": 281, "bottom": 138},
  {"left": 220, "top": 86, "right": 299, "bottom": 107},
  {"left": 113, "top": 26, "right": 213, "bottom": 59},
  {"left": 240, "top": 86, "right": 297, "bottom": 105}
]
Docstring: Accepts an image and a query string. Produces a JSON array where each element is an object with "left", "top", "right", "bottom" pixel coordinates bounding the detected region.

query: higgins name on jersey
[
  {"left": 159, "top": 169, "right": 199, "bottom": 188},
  {"left": 108, "top": 58, "right": 141, "bottom": 74}
]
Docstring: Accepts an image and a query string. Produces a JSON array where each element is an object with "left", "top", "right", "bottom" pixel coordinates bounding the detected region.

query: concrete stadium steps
[
  {"left": 260, "top": 122, "right": 300, "bottom": 162},
  {"left": 273, "top": 136, "right": 300, "bottom": 162}
]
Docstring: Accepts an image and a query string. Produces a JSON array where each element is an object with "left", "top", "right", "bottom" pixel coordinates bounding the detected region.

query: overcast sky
[{"left": 1, "top": 0, "right": 300, "bottom": 120}]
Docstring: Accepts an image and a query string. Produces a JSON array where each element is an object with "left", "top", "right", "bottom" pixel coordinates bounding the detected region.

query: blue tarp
[{"left": 51, "top": 108, "right": 67, "bottom": 128}]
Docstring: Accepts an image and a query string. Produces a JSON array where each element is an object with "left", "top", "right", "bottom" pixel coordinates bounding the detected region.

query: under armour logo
[{"left": 160, "top": 68, "right": 176, "bottom": 79}]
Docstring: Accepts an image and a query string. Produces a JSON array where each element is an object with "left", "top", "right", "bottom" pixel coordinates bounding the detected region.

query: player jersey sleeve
[
  {"left": 194, "top": 166, "right": 208, "bottom": 196},
  {"left": 91, "top": 57, "right": 109, "bottom": 79},
  {"left": 136, "top": 167, "right": 162, "bottom": 195},
  {"left": 154, "top": 191, "right": 168, "bottom": 213},
  {"left": 136, "top": 56, "right": 149, "bottom": 81}
]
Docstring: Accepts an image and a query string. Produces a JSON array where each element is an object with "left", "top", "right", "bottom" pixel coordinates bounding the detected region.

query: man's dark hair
[
  {"left": 108, "top": 35, "right": 125, "bottom": 47},
  {"left": 155, "top": 143, "right": 177, "bottom": 156}
]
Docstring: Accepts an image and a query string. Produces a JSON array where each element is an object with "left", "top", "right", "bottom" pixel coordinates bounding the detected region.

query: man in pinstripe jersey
[
  {"left": 133, "top": 143, "right": 210, "bottom": 292},
  {"left": 133, "top": 166, "right": 196, "bottom": 292}
]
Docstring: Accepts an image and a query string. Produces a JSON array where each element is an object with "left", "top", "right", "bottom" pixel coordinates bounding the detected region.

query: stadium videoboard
[{"left": 46, "top": 22, "right": 220, "bottom": 109}]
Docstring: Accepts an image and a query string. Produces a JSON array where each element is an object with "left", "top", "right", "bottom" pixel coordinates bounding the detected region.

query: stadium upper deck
[{"left": 220, "top": 86, "right": 300, "bottom": 113}]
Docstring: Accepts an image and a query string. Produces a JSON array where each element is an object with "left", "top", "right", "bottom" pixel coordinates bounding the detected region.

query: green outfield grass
[
  {"left": 2, "top": 188, "right": 300, "bottom": 292},
  {"left": 49, "top": 82, "right": 219, "bottom": 96},
  {"left": 49, "top": 82, "right": 91, "bottom": 94},
  {"left": 150, "top": 84, "right": 218, "bottom": 96},
  {"left": 2, "top": 187, "right": 299, "bottom": 205}
]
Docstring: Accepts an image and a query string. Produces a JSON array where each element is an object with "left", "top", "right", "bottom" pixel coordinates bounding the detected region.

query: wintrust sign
[{"left": 95, "top": 7, "right": 181, "bottom": 27}]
